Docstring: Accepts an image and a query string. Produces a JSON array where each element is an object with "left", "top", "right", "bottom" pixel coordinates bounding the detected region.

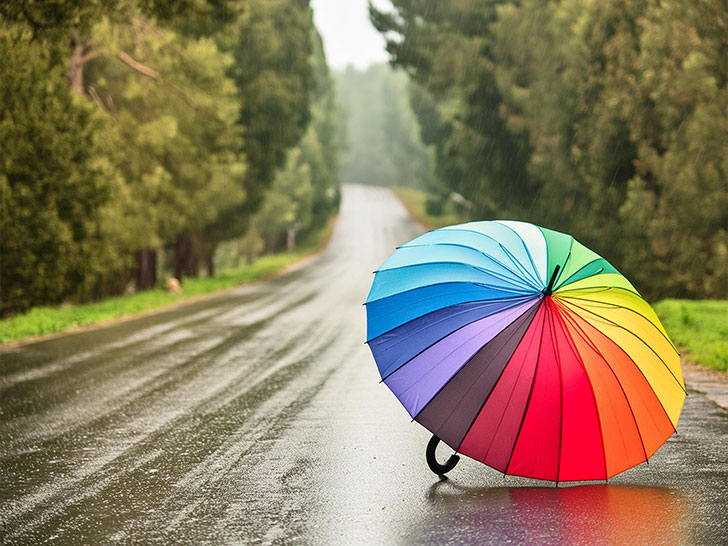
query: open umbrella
[{"left": 365, "top": 220, "right": 685, "bottom": 482}]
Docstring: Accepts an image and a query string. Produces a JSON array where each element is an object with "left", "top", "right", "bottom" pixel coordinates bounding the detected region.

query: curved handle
[{"left": 426, "top": 434, "right": 460, "bottom": 476}]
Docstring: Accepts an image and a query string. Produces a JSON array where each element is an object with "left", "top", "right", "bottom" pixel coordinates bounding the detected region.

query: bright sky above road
[{"left": 311, "top": 0, "right": 391, "bottom": 70}]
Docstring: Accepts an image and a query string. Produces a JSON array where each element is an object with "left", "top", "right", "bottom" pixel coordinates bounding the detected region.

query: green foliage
[
  {"left": 371, "top": 0, "right": 533, "bottom": 217},
  {"left": 0, "top": 0, "right": 235, "bottom": 38},
  {"left": 0, "top": 251, "right": 311, "bottom": 344},
  {"left": 201, "top": 0, "right": 318, "bottom": 252},
  {"left": 489, "top": 0, "right": 640, "bottom": 268},
  {"left": 307, "top": 31, "right": 341, "bottom": 225},
  {"left": 374, "top": 0, "right": 728, "bottom": 299},
  {"left": 1, "top": 0, "right": 326, "bottom": 315},
  {"left": 255, "top": 148, "right": 314, "bottom": 251},
  {"left": 0, "top": 27, "right": 109, "bottom": 315},
  {"left": 0, "top": 0, "right": 114, "bottom": 42},
  {"left": 614, "top": 0, "right": 728, "bottom": 298},
  {"left": 81, "top": 15, "right": 245, "bottom": 290},
  {"left": 654, "top": 300, "right": 728, "bottom": 371},
  {"left": 245, "top": 28, "right": 341, "bottom": 258},
  {"left": 228, "top": 0, "right": 315, "bottom": 209}
]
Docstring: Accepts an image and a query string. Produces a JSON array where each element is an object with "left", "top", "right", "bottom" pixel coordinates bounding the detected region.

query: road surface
[{"left": 1, "top": 184, "right": 727, "bottom": 545}]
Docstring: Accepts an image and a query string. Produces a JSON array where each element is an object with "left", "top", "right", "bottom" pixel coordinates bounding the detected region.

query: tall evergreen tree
[
  {"left": 0, "top": 27, "right": 109, "bottom": 315},
  {"left": 371, "top": 0, "right": 533, "bottom": 217}
]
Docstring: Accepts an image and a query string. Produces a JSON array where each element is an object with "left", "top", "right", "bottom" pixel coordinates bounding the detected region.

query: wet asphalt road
[{"left": 1, "top": 184, "right": 727, "bottom": 545}]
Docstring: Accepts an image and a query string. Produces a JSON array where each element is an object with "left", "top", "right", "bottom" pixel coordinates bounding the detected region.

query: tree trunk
[
  {"left": 205, "top": 243, "right": 216, "bottom": 277},
  {"left": 136, "top": 249, "right": 157, "bottom": 291},
  {"left": 69, "top": 42, "right": 85, "bottom": 94},
  {"left": 174, "top": 232, "right": 201, "bottom": 282},
  {"left": 174, "top": 234, "right": 189, "bottom": 283},
  {"left": 266, "top": 235, "right": 277, "bottom": 255},
  {"left": 68, "top": 37, "right": 99, "bottom": 95}
]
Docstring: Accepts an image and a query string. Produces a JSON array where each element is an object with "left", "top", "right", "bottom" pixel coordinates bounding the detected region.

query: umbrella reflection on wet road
[
  {"left": 421, "top": 482, "right": 691, "bottom": 545},
  {"left": 1, "top": 185, "right": 726, "bottom": 544}
]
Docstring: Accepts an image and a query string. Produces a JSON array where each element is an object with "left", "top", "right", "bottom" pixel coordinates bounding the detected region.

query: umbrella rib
[
  {"left": 372, "top": 295, "right": 532, "bottom": 352},
  {"left": 556, "top": 293, "right": 679, "bottom": 354},
  {"left": 542, "top": 229, "right": 550, "bottom": 291},
  {"left": 481, "top": 344, "right": 533, "bottom": 464},
  {"left": 551, "top": 304, "right": 564, "bottom": 485},
  {"left": 365, "top": 286, "right": 533, "bottom": 342},
  {"left": 365, "top": 278, "right": 532, "bottom": 307},
  {"left": 368, "top": 292, "right": 531, "bottom": 327},
  {"left": 376, "top": 260, "right": 537, "bottom": 293},
  {"left": 500, "top": 243, "right": 544, "bottom": 290},
  {"left": 557, "top": 285, "right": 640, "bottom": 297},
  {"left": 554, "top": 300, "right": 650, "bottom": 467},
  {"left": 554, "top": 258, "right": 607, "bottom": 291},
  {"left": 504, "top": 304, "right": 547, "bottom": 476},
  {"left": 553, "top": 238, "right": 575, "bottom": 293},
  {"left": 553, "top": 304, "right": 609, "bottom": 480},
  {"left": 440, "top": 227, "right": 544, "bottom": 287},
  {"left": 411, "top": 302, "right": 540, "bottom": 427},
  {"left": 377, "top": 296, "right": 540, "bottom": 382},
  {"left": 494, "top": 222, "right": 546, "bottom": 287},
  {"left": 452, "top": 302, "right": 542, "bottom": 454},
  {"left": 384, "top": 303, "right": 536, "bottom": 393},
  {"left": 561, "top": 300, "right": 679, "bottom": 434},
  {"left": 559, "top": 299, "right": 686, "bottom": 396},
  {"left": 401, "top": 242, "right": 542, "bottom": 290}
]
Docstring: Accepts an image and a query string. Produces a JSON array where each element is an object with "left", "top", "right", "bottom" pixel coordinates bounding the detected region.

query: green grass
[
  {"left": 0, "top": 219, "right": 335, "bottom": 345},
  {"left": 0, "top": 254, "right": 299, "bottom": 344},
  {"left": 654, "top": 299, "right": 728, "bottom": 372},
  {"left": 391, "top": 187, "right": 461, "bottom": 230}
]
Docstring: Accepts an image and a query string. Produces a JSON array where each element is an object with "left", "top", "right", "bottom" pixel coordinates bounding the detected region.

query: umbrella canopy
[{"left": 365, "top": 220, "right": 685, "bottom": 482}]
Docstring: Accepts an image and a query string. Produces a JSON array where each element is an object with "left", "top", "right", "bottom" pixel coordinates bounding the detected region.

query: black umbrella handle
[{"left": 426, "top": 434, "right": 460, "bottom": 476}]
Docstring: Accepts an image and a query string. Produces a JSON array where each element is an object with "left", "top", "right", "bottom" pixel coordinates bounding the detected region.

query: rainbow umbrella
[{"left": 365, "top": 221, "right": 685, "bottom": 482}]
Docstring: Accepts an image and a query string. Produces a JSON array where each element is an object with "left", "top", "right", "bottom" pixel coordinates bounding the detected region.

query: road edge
[{"left": 0, "top": 215, "right": 338, "bottom": 350}]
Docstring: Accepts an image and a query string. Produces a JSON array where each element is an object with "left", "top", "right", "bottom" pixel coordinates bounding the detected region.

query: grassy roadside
[
  {"left": 0, "top": 218, "right": 336, "bottom": 345},
  {"left": 391, "top": 186, "right": 461, "bottom": 230},
  {"left": 654, "top": 299, "right": 728, "bottom": 372}
]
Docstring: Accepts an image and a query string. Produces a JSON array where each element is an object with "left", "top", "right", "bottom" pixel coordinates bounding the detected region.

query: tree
[
  {"left": 0, "top": 26, "right": 109, "bottom": 315},
  {"left": 81, "top": 16, "right": 246, "bottom": 288},
  {"left": 489, "top": 0, "right": 640, "bottom": 261},
  {"left": 245, "top": 28, "right": 341, "bottom": 259},
  {"left": 254, "top": 149, "right": 313, "bottom": 252},
  {"left": 615, "top": 0, "right": 728, "bottom": 298},
  {"left": 371, "top": 0, "right": 533, "bottom": 218},
  {"left": 372, "top": 0, "right": 727, "bottom": 299},
  {"left": 199, "top": 0, "right": 317, "bottom": 274},
  {"left": 228, "top": 0, "right": 315, "bottom": 211}
]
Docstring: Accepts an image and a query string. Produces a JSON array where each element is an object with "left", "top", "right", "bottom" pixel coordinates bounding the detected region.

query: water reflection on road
[{"left": 421, "top": 481, "right": 689, "bottom": 545}]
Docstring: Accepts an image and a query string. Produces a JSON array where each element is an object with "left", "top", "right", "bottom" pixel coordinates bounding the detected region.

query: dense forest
[
  {"left": 0, "top": 1, "right": 340, "bottom": 316},
  {"left": 372, "top": 0, "right": 727, "bottom": 300},
  {"left": 1, "top": 0, "right": 725, "bottom": 318}
]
